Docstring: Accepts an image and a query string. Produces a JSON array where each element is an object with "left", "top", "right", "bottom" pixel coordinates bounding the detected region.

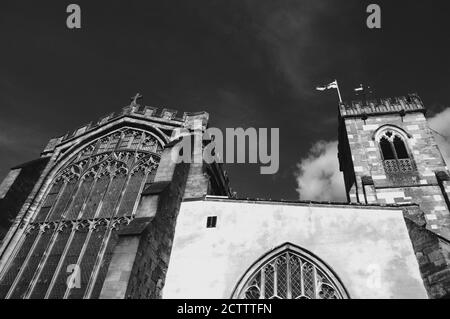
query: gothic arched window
[
  {"left": 393, "top": 135, "right": 409, "bottom": 159},
  {"left": 232, "top": 244, "right": 348, "bottom": 299},
  {"left": 380, "top": 137, "right": 395, "bottom": 160},
  {"left": 0, "top": 127, "right": 163, "bottom": 299},
  {"left": 377, "top": 130, "right": 416, "bottom": 173}
]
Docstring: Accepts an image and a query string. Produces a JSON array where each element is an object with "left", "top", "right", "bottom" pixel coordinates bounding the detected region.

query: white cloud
[
  {"left": 295, "top": 140, "right": 346, "bottom": 202},
  {"left": 429, "top": 108, "right": 450, "bottom": 167},
  {"left": 295, "top": 108, "right": 450, "bottom": 202}
]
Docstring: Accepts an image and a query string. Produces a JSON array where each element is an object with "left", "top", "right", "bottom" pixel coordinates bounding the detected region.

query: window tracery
[
  {"left": 0, "top": 127, "right": 163, "bottom": 299},
  {"left": 235, "top": 246, "right": 347, "bottom": 300},
  {"left": 377, "top": 130, "right": 416, "bottom": 174}
]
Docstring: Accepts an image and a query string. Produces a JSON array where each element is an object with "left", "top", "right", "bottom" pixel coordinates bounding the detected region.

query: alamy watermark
[
  {"left": 170, "top": 121, "right": 279, "bottom": 175},
  {"left": 66, "top": 4, "right": 81, "bottom": 29},
  {"left": 366, "top": 4, "right": 381, "bottom": 29},
  {"left": 66, "top": 4, "right": 380, "bottom": 30}
]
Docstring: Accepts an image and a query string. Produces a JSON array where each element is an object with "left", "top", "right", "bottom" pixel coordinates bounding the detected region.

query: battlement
[
  {"left": 42, "top": 102, "right": 208, "bottom": 155},
  {"left": 339, "top": 93, "right": 426, "bottom": 118}
]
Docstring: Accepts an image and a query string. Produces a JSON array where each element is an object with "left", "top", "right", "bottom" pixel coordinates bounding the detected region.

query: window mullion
[
  {"left": 24, "top": 223, "right": 67, "bottom": 298},
  {"left": 46, "top": 171, "right": 99, "bottom": 298},
  {"left": 389, "top": 140, "right": 399, "bottom": 161},
  {"left": 300, "top": 259, "right": 304, "bottom": 297},
  {"left": 273, "top": 261, "right": 278, "bottom": 298},
  {"left": 260, "top": 269, "right": 265, "bottom": 299},
  {"left": 313, "top": 266, "right": 319, "bottom": 299},
  {"left": 237, "top": 249, "right": 346, "bottom": 300},
  {"left": 6, "top": 229, "right": 44, "bottom": 298},
  {"left": 286, "top": 253, "right": 292, "bottom": 299}
]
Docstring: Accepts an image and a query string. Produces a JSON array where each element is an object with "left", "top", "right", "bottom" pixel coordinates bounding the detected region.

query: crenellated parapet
[
  {"left": 42, "top": 102, "right": 209, "bottom": 155},
  {"left": 339, "top": 93, "right": 426, "bottom": 118}
]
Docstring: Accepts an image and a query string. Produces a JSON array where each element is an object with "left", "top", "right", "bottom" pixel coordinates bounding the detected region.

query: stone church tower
[
  {"left": 0, "top": 95, "right": 230, "bottom": 298},
  {"left": 338, "top": 94, "right": 450, "bottom": 297}
]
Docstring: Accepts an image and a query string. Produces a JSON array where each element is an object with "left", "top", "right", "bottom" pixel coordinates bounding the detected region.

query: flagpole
[{"left": 335, "top": 79, "right": 343, "bottom": 103}]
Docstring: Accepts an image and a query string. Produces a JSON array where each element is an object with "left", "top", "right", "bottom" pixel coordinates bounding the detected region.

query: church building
[{"left": 0, "top": 93, "right": 449, "bottom": 299}]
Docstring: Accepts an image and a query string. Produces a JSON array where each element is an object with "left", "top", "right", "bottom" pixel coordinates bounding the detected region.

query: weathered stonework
[
  {"left": 124, "top": 161, "right": 190, "bottom": 299},
  {"left": 404, "top": 217, "right": 450, "bottom": 298},
  {"left": 100, "top": 140, "right": 191, "bottom": 298},
  {"left": 0, "top": 158, "right": 50, "bottom": 242},
  {"left": 339, "top": 94, "right": 450, "bottom": 298},
  {"left": 338, "top": 94, "right": 450, "bottom": 238},
  {"left": 0, "top": 100, "right": 231, "bottom": 299},
  {"left": 0, "top": 92, "right": 449, "bottom": 299}
]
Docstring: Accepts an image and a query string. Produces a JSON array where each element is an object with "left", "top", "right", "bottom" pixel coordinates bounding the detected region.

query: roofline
[
  {"left": 339, "top": 93, "right": 426, "bottom": 119},
  {"left": 183, "top": 195, "right": 420, "bottom": 210}
]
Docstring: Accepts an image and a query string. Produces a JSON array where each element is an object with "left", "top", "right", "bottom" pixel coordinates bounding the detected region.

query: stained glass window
[
  {"left": 235, "top": 245, "right": 348, "bottom": 299},
  {"left": 0, "top": 127, "right": 163, "bottom": 299}
]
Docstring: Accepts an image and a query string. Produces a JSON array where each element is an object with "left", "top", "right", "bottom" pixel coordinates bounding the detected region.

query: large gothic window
[
  {"left": 0, "top": 127, "right": 163, "bottom": 299},
  {"left": 378, "top": 130, "right": 416, "bottom": 174},
  {"left": 233, "top": 244, "right": 348, "bottom": 299}
]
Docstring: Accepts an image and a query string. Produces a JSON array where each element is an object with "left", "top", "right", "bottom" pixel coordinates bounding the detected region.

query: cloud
[
  {"left": 295, "top": 108, "right": 450, "bottom": 203},
  {"left": 428, "top": 108, "right": 450, "bottom": 167},
  {"left": 295, "top": 140, "right": 346, "bottom": 202}
]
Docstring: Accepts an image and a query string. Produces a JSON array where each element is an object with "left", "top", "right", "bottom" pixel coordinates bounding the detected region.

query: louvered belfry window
[
  {"left": 235, "top": 246, "right": 347, "bottom": 299},
  {"left": 0, "top": 128, "right": 162, "bottom": 299}
]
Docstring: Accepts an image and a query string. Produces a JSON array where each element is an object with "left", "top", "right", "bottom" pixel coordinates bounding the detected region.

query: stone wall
[
  {"left": 124, "top": 162, "right": 190, "bottom": 298},
  {"left": 338, "top": 96, "right": 450, "bottom": 298},
  {"left": 404, "top": 217, "right": 450, "bottom": 298},
  {"left": 0, "top": 101, "right": 231, "bottom": 299},
  {"left": 339, "top": 103, "right": 450, "bottom": 239},
  {"left": 0, "top": 158, "right": 49, "bottom": 241},
  {"left": 100, "top": 128, "right": 219, "bottom": 298}
]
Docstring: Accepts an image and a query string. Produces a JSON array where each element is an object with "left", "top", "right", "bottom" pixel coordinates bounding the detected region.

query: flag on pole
[
  {"left": 353, "top": 84, "right": 373, "bottom": 98},
  {"left": 354, "top": 84, "right": 364, "bottom": 92},
  {"left": 316, "top": 80, "right": 338, "bottom": 91},
  {"left": 315, "top": 80, "right": 342, "bottom": 103}
]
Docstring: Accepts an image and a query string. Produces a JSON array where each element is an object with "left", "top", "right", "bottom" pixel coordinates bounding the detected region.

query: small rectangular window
[{"left": 206, "top": 216, "right": 217, "bottom": 228}]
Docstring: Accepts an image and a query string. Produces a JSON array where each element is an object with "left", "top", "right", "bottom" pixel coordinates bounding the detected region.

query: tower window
[
  {"left": 380, "top": 137, "right": 395, "bottom": 160},
  {"left": 378, "top": 130, "right": 416, "bottom": 173},
  {"left": 393, "top": 136, "right": 409, "bottom": 159}
]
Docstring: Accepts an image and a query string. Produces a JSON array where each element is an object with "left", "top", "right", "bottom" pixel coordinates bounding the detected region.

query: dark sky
[{"left": 1, "top": 0, "right": 449, "bottom": 200}]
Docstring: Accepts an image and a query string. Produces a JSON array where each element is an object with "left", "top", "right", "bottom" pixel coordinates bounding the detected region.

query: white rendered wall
[{"left": 163, "top": 199, "right": 427, "bottom": 299}]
